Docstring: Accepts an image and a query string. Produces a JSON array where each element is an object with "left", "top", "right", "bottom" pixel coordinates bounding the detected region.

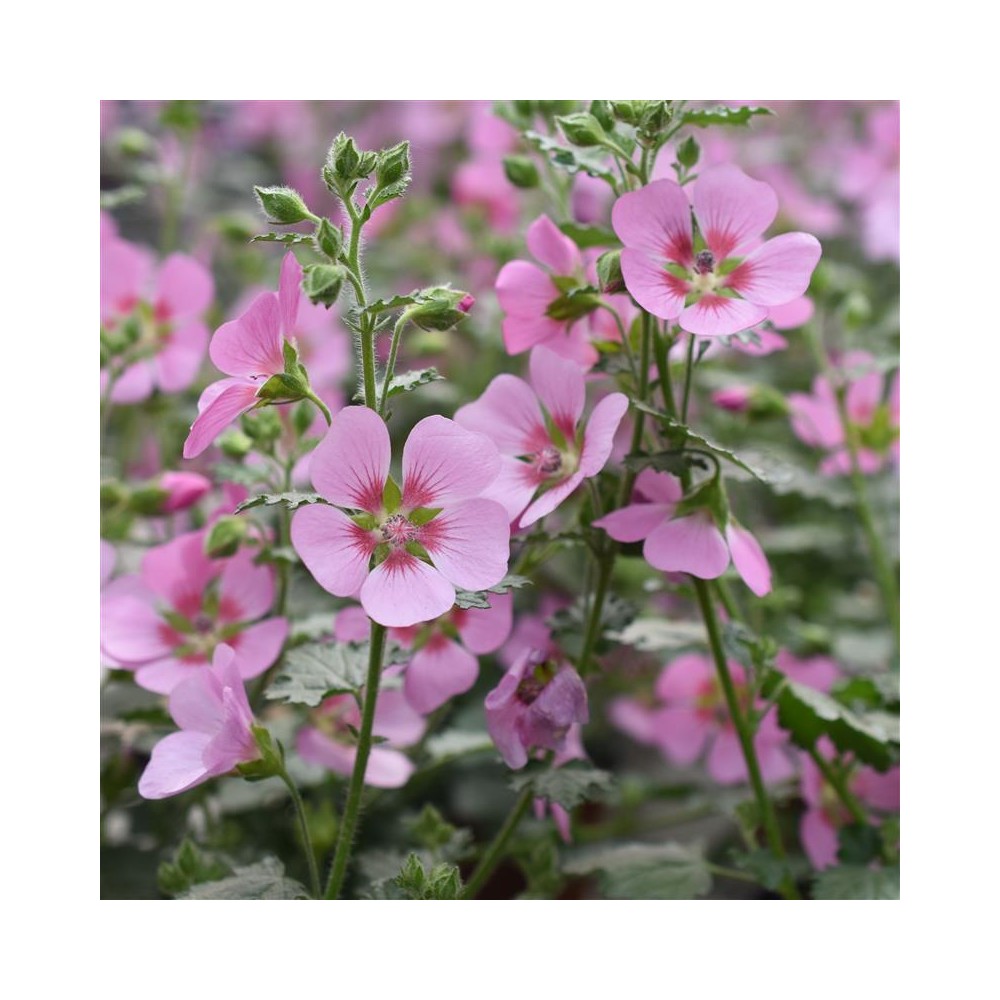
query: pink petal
[
  {"left": 644, "top": 512, "right": 730, "bottom": 579},
  {"left": 693, "top": 165, "right": 777, "bottom": 260},
  {"left": 479, "top": 455, "right": 542, "bottom": 522},
  {"left": 495, "top": 260, "right": 558, "bottom": 318},
  {"left": 654, "top": 706, "right": 710, "bottom": 765},
  {"left": 456, "top": 592, "right": 514, "bottom": 653},
  {"left": 612, "top": 179, "right": 694, "bottom": 266},
  {"left": 635, "top": 468, "right": 684, "bottom": 505},
  {"left": 404, "top": 639, "right": 479, "bottom": 713},
  {"left": 528, "top": 346, "right": 586, "bottom": 439},
  {"left": 218, "top": 549, "right": 275, "bottom": 621},
  {"left": 579, "top": 393, "right": 629, "bottom": 475},
  {"left": 520, "top": 471, "right": 584, "bottom": 527},
  {"left": 292, "top": 504, "right": 377, "bottom": 597},
  {"left": 154, "top": 320, "right": 208, "bottom": 393},
  {"left": 593, "top": 501, "right": 670, "bottom": 542},
  {"left": 620, "top": 248, "right": 687, "bottom": 320},
  {"left": 526, "top": 214, "right": 580, "bottom": 275},
  {"left": 309, "top": 405, "right": 390, "bottom": 512},
  {"left": 608, "top": 698, "right": 659, "bottom": 745},
  {"left": 141, "top": 531, "right": 218, "bottom": 612},
  {"left": 501, "top": 313, "right": 565, "bottom": 355},
  {"left": 679, "top": 295, "right": 768, "bottom": 338},
  {"left": 725, "top": 522, "right": 772, "bottom": 597},
  {"left": 419, "top": 498, "right": 510, "bottom": 590},
  {"left": 209, "top": 291, "right": 284, "bottom": 378},
  {"left": 135, "top": 657, "right": 203, "bottom": 695},
  {"left": 156, "top": 253, "right": 213, "bottom": 320},
  {"left": 109, "top": 362, "right": 155, "bottom": 404},
  {"left": 138, "top": 731, "right": 213, "bottom": 799},
  {"left": 775, "top": 650, "right": 839, "bottom": 693},
  {"left": 401, "top": 416, "right": 501, "bottom": 509},
  {"left": 373, "top": 689, "right": 427, "bottom": 746},
  {"left": 277, "top": 252, "right": 303, "bottom": 337},
  {"left": 101, "top": 239, "right": 153, "bottom": 320},
  {"left": 363, "top": 747, "right": 416, "bottom": 788},
  {"left": 788, "top": 385, "right": 843, "bottom": 450},
  {"left": 855, "top": 766, "right": 900, "bottom": 812},
  {"left": 229, "top": 617, "right": 288, "bottom": 680},
  {"left": 726, "top": 233, "right": 822, "bottom": 307},
  {"left": 296, "top": 727, "right": 355, "bottom": 778},
  {"left": 800, "top": 809, "right": 839, "bottom": 869},
  {"left": 767, "top": 295, "right": 814, "bottom": 329},
  {"left": 454, "top": 374, "right": 547, "bottom": 455},
  {"left": 168, "top": 669, "right": 225, "bottom": 733},
  {"left": 707, "top": 729, "right": 747, "bottom": 784},
  {"left": 101, "top": 595, "right": 174, "bottom": 664},
  {"left": 183, "top": 379, "right": 259, "bottom": 459},
  {"left": 360, "top": 551, "right": 456, "bottom": 628},
  {"left": 334, "top": 605, "right": 371, "bottom": 642},
  {"left": 655, "top": 653, "right": 714, "bottom": 702}
]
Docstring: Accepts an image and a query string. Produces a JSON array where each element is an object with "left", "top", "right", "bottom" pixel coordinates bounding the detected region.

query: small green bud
[
  {"left": 128, "top": 485, "right": 171, "bottom": 516},
  {"left": 314, "top": 218, "right": 343, "bottom": 260},
  {"left": 596, "top": 250, "right": 624, "bottom": 295},
  {"left": 219, "top": 430, "right": 253, "bottom": 459},
  {"left": 375, "top": 141, "right": 411, "bottom": 189},
  {"left": 502, "top": 155, "right": 540, "bottom": 189},
  {"left": 589, "top": 100, "right": 615, "bottom": 131},
  {"left": 255, "top": 372, "right": 308, "bottom": 404},
  {"left": 253, "top": 185, "right": 313, "bottom": 225},
  {"left": 408, "top": 287, "right": 475, "bottom": 331},
  {"left": 638, "top": 100, "right": 673, "bottom": 138},
  {"left": 677, "top": 135, "right": 700, "bottom": 169},
  {"left": 115, "top": 127, "right": 155, "bottom": 157},
  {"left": 241, "top": 406, "right": 284, "bottom": 443},
  {"left": 843, "top": 291, "right": 872, "bottom": 330},
  {"left": 204, "top": 515, "right": 247, "bottom": 558},
  {"left": 100, "top": 479, "right": 129, "bottom": 509},
  {"left": 303, "top": 264, "right": 346, "bottom": 308},
  {"left": 556, "top": 112, "right": 607, "bottom": 147},
  {"left": 609, "top": 101, "right": 645, "bottom": 125}
]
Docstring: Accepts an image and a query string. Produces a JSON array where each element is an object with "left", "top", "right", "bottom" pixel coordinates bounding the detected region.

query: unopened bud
[
  {"left": 503, "top": 155, "right": 540, "bottom": 189},
  {"left": 204, "top": 516, "right": 247, "bottom": 559},
  {"left": 314, "top": 218, "right": 343, "bottom": 261},
  {"left": 158, "top": 472, "right": 212, "bottom": 514},
  {"left": 556, "top": 112, "right": 607, "bottom": 147},
  {"left": 303, "top": 264, "right": 346, "bottom": 308},
  {"left": 409, "top": 287, "right": 475, "bottom": 331},
  {"left": 596, "top": 250, "right": 624, "bottom": 295},
  {"left": 253, "top": 185, "right": 313, "bottom": 225}
]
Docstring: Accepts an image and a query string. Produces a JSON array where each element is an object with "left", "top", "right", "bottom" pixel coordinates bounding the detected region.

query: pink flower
[
  {"left": 158, "top": 471, "right": 212, "bottom": 513},
  {"left": 453, "top": 161, "right": 520, "bottom": 232},
  {"left": 100, "top": 528, "right": 288, "bottom": 693},
  {"left": 711, "top": 385, "right": 753, "bottom": 413},
  {"left": 495, "top": 215, "right": 600, "bottom": 365},
  {"left": 775, "top": 649, "right": 840, "bottom": 692},
  {"left": 392, "top": 593, "right": 514, "bottom": 714},
  {"left": 788, "top": 351, "right": 899, "bottom": 475},
  {"left": 296, "top": 682, "right": 426, "bottom": 789},
  {"left": 593, "top": 469, "right": 772, "bottom": 596},
  {"left": 184, "top": 253, "right": 306, "bottom": 458},
  {"left": 291, "top": 407, "right": 510, "bottom": 628},
  {"left": 484, "top": 650, "right": 589, "bottom": 770},
  {"left": 454, "top": 346, "right": 628, "bottom": 528},
  {"left": 101, "top": 238, "right": 213, "bottom": 403},
  {"left": 799, "top": 739, "right": 900, "bottom": 868},
  {"left": 613, "top": 165, "right": 822, "bottom": 337},
  {"left": 138, "top": 644, "right": 259, "bottom": 799},
  {"left": 610, "top": 653, "right": 793, "bottom": 785}
]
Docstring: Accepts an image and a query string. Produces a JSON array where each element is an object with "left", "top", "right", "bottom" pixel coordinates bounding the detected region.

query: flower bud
[
  {"left": 502, "top": 155, "right": 540, "bottom": 189},
  {"left": 596, "top": 250, "right": 624, "bottom": 295},
  {"left": 314, "top": 218, "right": 343, "bottom": 261},
  {"left": 711, "top": 386, "right": 752, "bottom": 413},
  {"left": 158, "top": 472, "right": 212, "bottom": 514},
  {"left": 409, "top": 287, "right": 475, "bottom": 331},
  {"left": 676, "top": 135, "right": 700, "bottom": 169},
  {"left": 204, "top": 515, "right": 247, "bottom": 559},
  {"left": 253, "top": 185, "right": 313, "bottom": 225},
  {"left": 303, "top": 264, "right": 346, "bottom": 308},
  {"left": 219, "top": 430, "right": 253, "bottom": 459},
  {"left": 556, "top": 112, "right": 607, "bottom": 148},
  {"left": 324, "top": 133, "right": 377, "bottom": 192},
  {"left": 375, "top": 141, "right": 411, "bottom": 188}
]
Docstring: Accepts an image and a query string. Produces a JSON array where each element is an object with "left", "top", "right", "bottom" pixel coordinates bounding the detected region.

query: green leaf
[
  {"left": 547, "top": 594, "right": 636, "bottom": 658},
  {"left": 100, "top": 185, "right": 145, "bottom": 209},
  {"left": 558, "top": 222, "right": 620, "bottom": 250},
  {"left": 423, "top": 729, "right": 494, "bottom": 764},
  {"left": 267, "top": 642, "right": 372, "bottom": 705},
  {"left": 178, "top": 858, "right": 309, "bottom": 900},
  {"left": 524, "top": 130, "right": 616, "bottom": 184},
  {"left": 510, "top": 763, "right": 613, "bottom": 809},
  {"left": 453, "top": 574, "right": 532, "bottom": 610},
  {"left": 289, "top": 613, "right": 336, "bottom": 643},
  {"left": 813, "top": 865, "right": 899, "bottom": 900},
  {"left": 731, "top": 849, "right": 794, "bottom": 892},
  {"left": 157, "top": 839, "right": 232, "bottom": 897},
  {"left": 393, "top": 854, "right": 462, "bottom": 900},
  {"left": 726, "top": 447, "right": 855, "bottom": 507},
  {"left": 606, "top": 618, "right": 705, "bottom": 653},
  {"left": 837, "top": 823, "right": 884, "bottom": 865},
  {"left": 234, "top": 491, "right": 329, "bottom": 514},
  {"left": 681, "top": 105, "right": 773, "bottom": 128},
  {"left": 249, "top": 232, "right": 315, "bottom": 245},
  {"left": 404, "top": 805, "right": 473, "bottom": 862},
  {"left": 379, "top": 367, "right": 444, "bottom": 400},
  {"left": 564, "top": 842, "right": 712, "bottom": 900}
]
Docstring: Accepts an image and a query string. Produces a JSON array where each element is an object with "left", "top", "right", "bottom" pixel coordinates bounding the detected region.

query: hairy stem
[
  {"left": 460, "top": 784, "right": 534, "bottom": 899},
  {"left": 279, "top": 768, "right": 321, "bottom": 898}
]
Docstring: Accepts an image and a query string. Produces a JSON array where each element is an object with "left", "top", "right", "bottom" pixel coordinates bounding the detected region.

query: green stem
[
  {"left": 692, "top": 578, "right": 799, "bottom": 899},
  {"left": 378, "top": 313, "right": 411, "bottom": 415},
  {"left": 360, "top": 327, "right": 378, "bottom": 410},
  {"left": 305, "top": 389, "right": 333, "bottom": 425},
  {"left": 460, "top": 784, "right": 534, "bottom": 899},
  {"left": 279, "top": 768, "right": 321, "bottom": 898},
  {"left": 681, "top": 333, "right": 697, "bottom": 423},
  {"left": 323, "top": 621, "right": 387, "bottom": 899},
  {"left": 806, "top": 746, "right": 868, "bottom": 826}
]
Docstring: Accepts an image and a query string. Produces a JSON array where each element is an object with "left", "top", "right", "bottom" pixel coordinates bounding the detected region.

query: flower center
[
  {"left": 380, "top": 513, "right": 417, "bottom": 547},
  {"left": 694, "top": 249, "right": 716, "bottom": 275},
  {"left": 534, "top": 446, "right": 563, "bottom": 476},
  {"left": 516, "top": 654, "right": 557, "bottom": 705}
]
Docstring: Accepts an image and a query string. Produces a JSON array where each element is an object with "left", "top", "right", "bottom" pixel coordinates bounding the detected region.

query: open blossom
[
  {"left": 101, "top": 237, "right": 213, "bottom": 403},
  {"left": 138, "top": 645, "right": 259, "bottom": 799},
  {"left": 593, "top": 469, "right": 771, "bottom": 596},
  {"left": 485, "top": 650, "right": 589, "bottom": 770},
  {"left": 610, "top": 653, "right": 793, "bottom": 785},
  {"left": 800, "top": 738, "right": 900, "bottom": 868},
  {"left": 292, "top": 407, "right": 510, "bottom": 628},
  {"left": 184, "top": 253, "right": 306, "bottom": 458},
  {"left": 100, "top": 528, "right": 288, "bottom": 693},
  {"left": 455, "top": 346, "right": 628, "bottom": 528},
  {"left": 788, "top": 350, "right": 899, "bottom": 475},
  {"left": 613, "top": 165, "right": 821, "bottom": 337},
  {"left": 296, "top": 680, "right": 426, "bottom": 789}
]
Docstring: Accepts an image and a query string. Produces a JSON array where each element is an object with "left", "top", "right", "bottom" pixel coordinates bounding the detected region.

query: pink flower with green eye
[
  {"left": 138, "top": 644, "right": 259, "bottom": 800},
  {"left": 291, "top": 407, "right": 510, "bottom": 629},
  {"left": 454, "top": 346, "right": 628, "bottom": 528},
  {"left": 613, "top": 165, "right": 821, "bottom": 337}
]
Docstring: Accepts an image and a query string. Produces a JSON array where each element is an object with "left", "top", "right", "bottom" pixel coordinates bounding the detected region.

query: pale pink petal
[
  {"left": 454, "top": 374, "right": 547, "bottom": 455},
  {"left": 218, "top": 549, "right": 275, "bottom": 621},
  {"left": 855, "top": 766, "right": 900, "bottom": 812},
  {"left": 419, "top": 498, "right": 510, "bottom": 590},
  {"left": 277, "top": 252, "right": 303, "bottom": 338},
  {"left": 101, "top": 595, "right": 174, "bottom": 664},
  {"left": 183, "top": 379, "right": 259, "bottom": 458},
  {"left": 730, "top": 328, "right": 788, "bottom": 356},
  {"left": 154, "top": 321, "right": 208, "bottom": 393},
  {"left": 479, "top": 456, "right": 542, "bottom": 522},
  {"left": 693, "top": 165, "right": 778, "bottom": 260},
  {"left": 334, "top": 605, "right": 370, "bottom": 642},
  {"left": 402, "top": 416, "right": 501, "bottom": 509},
  {"left": 101, "top": 239, "right": 153, "bottom": 319},
  {"left": 635, "top": 469, "right": 684, "bottom": 505},
  {"left": 363, "top": 747, "right": 416, "bottom": 788},
  {"left": 209, "top": 292, "right": 284, "bottom": 377},
  {"left": 593, "top": 501, "right": 670, "bottom": 542},
  {"left": 679, "top": 296, "right": 768, "bottom": 337},
  {"left": 767, "top": 295, "right": 814, "bottom": 329},
  {"left": 292, "top": 504, "right": 377, "bottom": 597},
  {"left": 495, "top": 260, "right": 558, "bottom": 318},
  {"left": 501, "top": 313, "right": 566, "bottom": 355},
  {"left": 296, "top": 727, "right": 355, "bottom": 778},
  {"left": 707, "top": 729, "right": 747, "bottom": 784},
  {"left": 725, "top": 522, "right": 772, "bottom": 597},
  {"left": 654, "top": 706, "right": 710, "bottom": 765},
  {"left": 229, "top": 617, "right": 288, "bottom": 679},
  {"left": 405, "top": 639, "right": 479, "bottom": 713},
  {"left": 775, "top": 650, "right": 839, "bottom": 692},
  {"left": 156, "top": 254, "right": 213, "bottom": 320},
  {"left": 203, "top": 686, "right": 257, "bottom": 773},
  {"left": 726, "top": 233, "right": 822, "bottom": 307},
  {"left": 109, "top": 362, "right": 155, "bottom": 404},
  {"left": 141, "top": 531, "right": 217, "bottom": 612},
  {"left": 579, "top": 393, "right": 630, "bottom": 476},
  {"left": 528, "top": 346, "right": 586, "bottom": 439},
  {"left": 788, "top": 386, "right": 843, "bottom": 450},
  {"left": 655, "top": 653, "right": 714, "bottom": 702},
  {"left": 168, "top": 669, "right": 225, "bottom": 733},
  {"left": 308, "top": 405, "right": 391, "bottom": 512},
  {"left": 800, "top": 809, "right": 839, "bottom": 869},
  {"left": 373, "top": 689, "right": 427, "bottom": 745},
  {"left": 138, "top": 731, "right": 213, "bottom": 799},
  {"left": 520, "top": 471, "right": 584, "bottom": 527},
  {"left": 135, "top": 657, "right": 203, "bottom": 695},
  {"left": 644, "top": 513, "right": 730, "bottom": 578},
  {"left": 612, "top": 179, "right": 694, "bottom": 266},
  {"left": 526, "top": 214, "right": 580, "bottom": 275},
  {"left": 456, "top": 592, "right": 514, "bottom": 653},
  {"left": 620, "top": 248, "right": 687, "bottom": 320},
  {"left": 608, "top": 698, "right": 659, "bottom": 745},
  {"left": 755, "top": 726, "right": 795, "bottom": 783},
  {"left": 361, "top": 552, "right": 456, "bottom": 628},
  {"left": 484, "top": 669, "right": 529, "bottom": 769}
]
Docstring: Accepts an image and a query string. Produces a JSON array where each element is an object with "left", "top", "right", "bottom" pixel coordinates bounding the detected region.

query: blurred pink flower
[{"left": 157, "top": 471, "right": 212, "bottom": 513}]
